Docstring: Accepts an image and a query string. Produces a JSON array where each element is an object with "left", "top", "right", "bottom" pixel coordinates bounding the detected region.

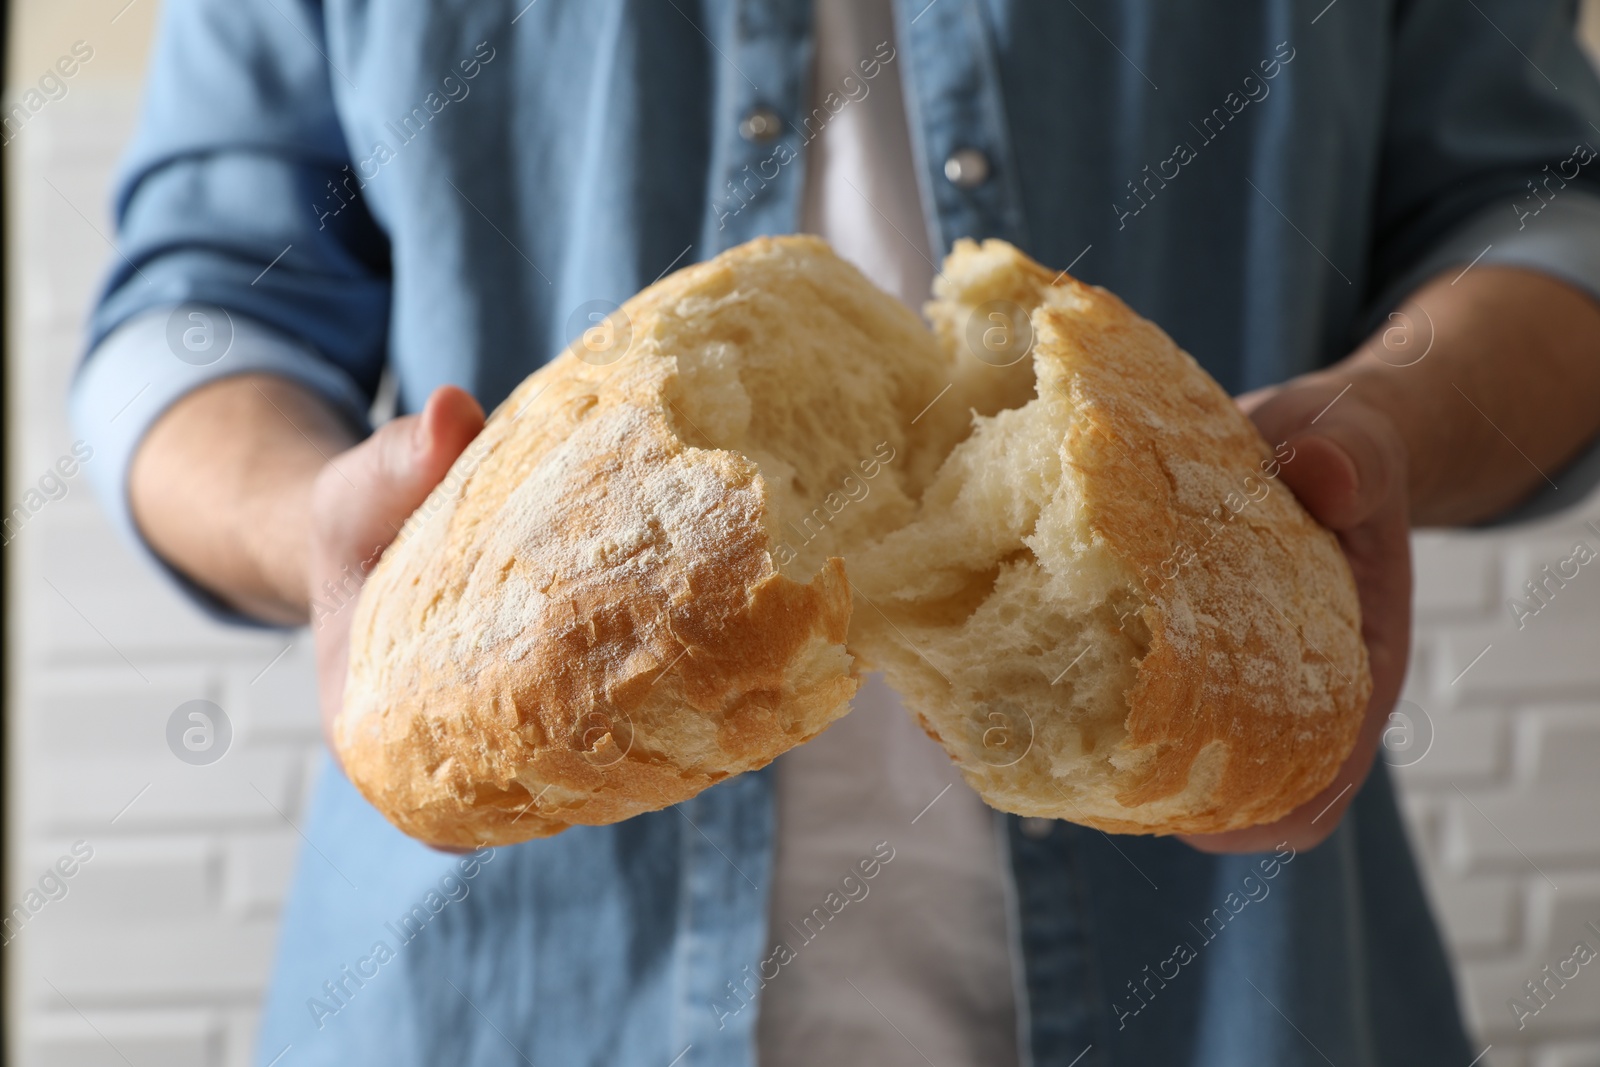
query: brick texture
[
  {"left": 1403, "top": 516, "right": 1600, "bottom": 1063},
  {"left": 12, "top": 34, "right": 1600, "bottom": 1067},
  {"left": 6, "top": 90, "right": 320, "bottom": 1067}
]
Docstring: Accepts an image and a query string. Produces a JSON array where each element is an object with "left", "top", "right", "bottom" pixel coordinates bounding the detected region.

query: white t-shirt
[{"left": 755, "top": 2, "right": 1022, "bottom": 1064}]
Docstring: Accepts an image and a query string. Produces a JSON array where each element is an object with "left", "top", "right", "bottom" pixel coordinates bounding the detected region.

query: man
[{"left": 72, "top": 0, "right": 1600, "bottom": 1064}]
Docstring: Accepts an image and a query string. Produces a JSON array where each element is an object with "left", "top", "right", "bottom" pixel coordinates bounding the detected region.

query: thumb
[
  {"left": 311, "top": 385, "right": 485, "bottom": 768},
  {"left": 373, "top": 385, "right": 487, "bottom": 514},
  {"left": 316, "top": 385, "right": 486, "bottom": 560},
  {"left": 1247, "top": 386, "right": 1405, "bottom": 532}
]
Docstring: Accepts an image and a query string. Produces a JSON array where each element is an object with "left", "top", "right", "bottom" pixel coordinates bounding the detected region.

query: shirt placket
[
  {"left": 1008, "top": 818, "right": 1112, "bottom": 1066},
  {"left": 892, "top": 5, "right": 1096, "bottom": 1059},
  {"left": 700, "top": 0, "right": 814, "bottom": 253},
  {"left": 679, "top": 5, "right": 847, "bottom": 1066},
  {"left": 891, "top": 0, "right": 1029, "bottom": 255},
  {"left": 670, "top": 768, "right": 779, "bottom": 1067}
]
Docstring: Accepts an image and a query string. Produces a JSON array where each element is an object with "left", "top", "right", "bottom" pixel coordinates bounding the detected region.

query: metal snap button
[
  {"left": 944, "top": 147, "right": 991, "bottom": 189},
  {"left": 739, "top": 107, "right": 783, "bottom": 142}
]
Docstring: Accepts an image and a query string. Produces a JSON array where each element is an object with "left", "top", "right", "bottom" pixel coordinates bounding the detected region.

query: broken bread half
[
  {"left": 848, "top": 239, "right": 1371, "bottom": 835},
  {"left": 337, "top": 236, "right": 950, "bottom": 848}
]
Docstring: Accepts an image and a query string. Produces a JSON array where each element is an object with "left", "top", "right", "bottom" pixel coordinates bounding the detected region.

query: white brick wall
[
  {"left": 6, "top": 87, "right": 321, "bottom": 1066},
  {"left": 1403, "top": 507, "right": 1600, "bottom": 1064},
  {"left": 9, "top": 23, "right": 1600, "bottom": 1067}
]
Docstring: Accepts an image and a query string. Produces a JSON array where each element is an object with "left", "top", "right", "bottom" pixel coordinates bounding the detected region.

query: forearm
[
  {"left": 1318, "top": 266, "right": 1600, "bottom": 527},
  {"left": 129, "top": 374, "right": 359, "bottom": 624}
]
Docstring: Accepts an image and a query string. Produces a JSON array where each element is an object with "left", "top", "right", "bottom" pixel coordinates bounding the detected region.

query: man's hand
[
  {"left": 1181, "top": 379, "right": 1413, "bottom": 854},
  {"left": 131, "top": 374, "right": 484, "bottom": 758},
  {"left": 308, "top": 386, "right": 484, "bottom": 757},
  {"left": 1181, "top": 265, "right": 1600, "bottom": 853}
]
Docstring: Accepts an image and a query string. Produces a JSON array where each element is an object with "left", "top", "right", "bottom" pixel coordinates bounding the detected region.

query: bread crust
[{"left": 337, "top": 240, "right": 858, "bottom": 849}]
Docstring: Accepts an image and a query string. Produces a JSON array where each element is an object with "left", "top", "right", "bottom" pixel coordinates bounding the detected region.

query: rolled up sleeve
[
  {"left": 71, "top": 310, "right": 373, "bottom": 624},
  {"left": 1368, "top": 0, "right": 1600, "bottom": 300},
  {"left": 1365, "top": 0, "right": 1600, "bottom": 524},
  {"left": 1379, "top": 193, "right": 1600, "bottom": 525},
  {"left": 69, "top": 0, "right": 391, "bottom": 620}
]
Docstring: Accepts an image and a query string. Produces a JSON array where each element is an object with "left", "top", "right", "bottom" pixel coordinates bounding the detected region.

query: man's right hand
[
  {"left": 131, "top": 375, "right": 484, "bottom": 762},
  {"left": 307, "top": 386, "right": 484, "bottom": 759}
]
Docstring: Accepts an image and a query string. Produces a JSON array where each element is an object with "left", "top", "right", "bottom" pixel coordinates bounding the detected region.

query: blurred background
[{"left": 7, "top": 2, "right": 1600, "bottom": 1065}]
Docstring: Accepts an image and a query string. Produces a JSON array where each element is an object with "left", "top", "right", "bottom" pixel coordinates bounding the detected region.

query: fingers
[
  {"left": 1179, "top": 822, "right": 1302, "bottom": 855},
  {"left": 332, "top": 386, "right": 486, "bottom": 557},
  {"left": 1274, "top": 434, "right": 1363, "bottom": 528},
  {"left": 1246, "top": 381, "right": 1408, "bottom": 532},
  {"left": 309, "top": 386, "right": 486, "bottom": 767},
  {"left": 1182, "top": 718, "right": 1377, "bottom": 853},
  {"left": 1232, "top": 384, "right": 1280, "bottom": 416},
  {"left": 375, "top": 386, "right": 486, "bottom": 501},
  {"left": 311, "top": 381, "right": 487, "bottom": 601},
  {"left": 1179, "top": 669, "right": 1395, "bottom": 854}
]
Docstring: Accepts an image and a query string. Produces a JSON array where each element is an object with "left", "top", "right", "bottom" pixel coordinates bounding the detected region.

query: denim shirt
[{"left": 70, "top": 1, "right": 1600, "bottom": 1065}]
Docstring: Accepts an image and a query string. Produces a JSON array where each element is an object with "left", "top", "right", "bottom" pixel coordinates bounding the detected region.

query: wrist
[
  {"left": 242, "top": 453, "right": 327, "bottom": 623},
  {"left": 131, "top": 374, "right": 357, "bottom": 625}
]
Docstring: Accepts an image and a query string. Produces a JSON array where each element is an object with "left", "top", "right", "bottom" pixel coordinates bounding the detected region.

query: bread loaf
[{"left": 337, "top": 235, "right": 1370, "bottom": 847}]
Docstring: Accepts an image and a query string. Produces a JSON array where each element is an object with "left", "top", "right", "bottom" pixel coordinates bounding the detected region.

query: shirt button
[
  {"left": 1019, "top": 817, "right": 1054, "bottom": 840},
  {"left": 944, "top": 147, "right": 991, "bottom": 189},
  {"left": 739, "top": 107, "right": 783, "bottom": 142}
]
